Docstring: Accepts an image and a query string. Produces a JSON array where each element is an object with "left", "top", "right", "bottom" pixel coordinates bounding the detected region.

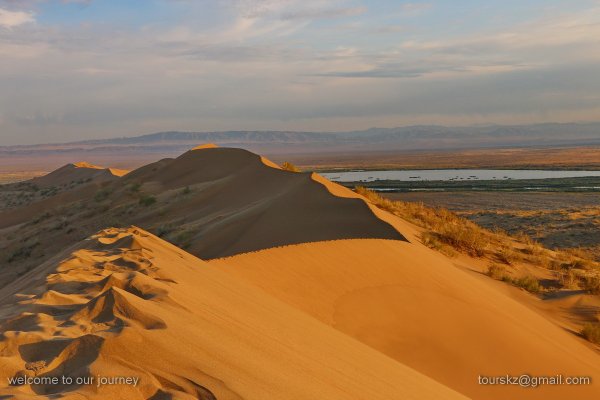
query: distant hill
[
  {"left": 1, "top": 123, "right": 599, "bottom": 172},
  {"left": 2, "top": 123, "right": 600, "bottom": 154}
]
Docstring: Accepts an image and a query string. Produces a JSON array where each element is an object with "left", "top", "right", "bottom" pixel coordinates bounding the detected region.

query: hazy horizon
[{"left": 2, "top": 0, "right": 600, "bottom": 145}]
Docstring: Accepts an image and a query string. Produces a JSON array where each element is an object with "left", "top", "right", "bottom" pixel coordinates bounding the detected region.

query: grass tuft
[
  {"left": 581, "top": 323, "right": 600, "bottom": 344},
  {"left": 281, "top": 162, "right": 301, "bottom": 172},
  {"left": 139, "top": 195, "right": 157, "bottom": 207}
]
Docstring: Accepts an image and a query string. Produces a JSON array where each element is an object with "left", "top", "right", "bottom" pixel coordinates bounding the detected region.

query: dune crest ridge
[
  {"left": 191, "top": 143, "right": 219, "bottom": 150},
  {"left": 0, "top": 227, "right": 467, "bottom": 399},
  {"left": 30, "top": 162, "right": 126, "bottom": 188},
  {"left": 72, "top": 162, "right": 103, "bottom": 169}
]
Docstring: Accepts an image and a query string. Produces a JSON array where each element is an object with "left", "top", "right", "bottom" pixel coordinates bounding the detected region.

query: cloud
[
  {"left": 0, "top": 7, "right": 34, "bottom": 28},
  {"left": 229, "top": 0, "right": 365, "bottom": 21},
  {"left": 317, "top": 65, "right": 434, "bottom": 78},
  {"left": 280, "top": 6, "right": 366, "bottom": 21},
  {"left": 1, "top": 1, "right": 600, "bottom": 145}
]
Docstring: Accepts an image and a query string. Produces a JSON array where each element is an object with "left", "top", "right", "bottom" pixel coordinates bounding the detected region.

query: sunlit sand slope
[
  {"left": 212, "top": 238, "right": 600, "bottom": 400},
  {"left": 0, "top": 227, "right": 465, "bottom": 400}
]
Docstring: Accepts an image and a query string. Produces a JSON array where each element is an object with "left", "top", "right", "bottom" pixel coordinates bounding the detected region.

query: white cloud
[
  {"left": 0, "top": 7, "right": 34, "bottom": 28},
  {"left": 280, "top": 6, "right": 366, "bottom": 20},
  {"left": 1, "top": 1, "right": 600, "bottom": 144}
]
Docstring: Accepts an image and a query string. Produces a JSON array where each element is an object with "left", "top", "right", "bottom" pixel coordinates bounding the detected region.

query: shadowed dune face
[
  {"left": 31, "top": 162, "right": 126, "bottom": 188},
  {"left": 0, "top": 147, "right": 405, "bottom": 276},
  {"left": 122, "top": 147, "right": 406, "bottom": 258},
  {"left": 0, "top": 227, "right": 466, "bottom": 399}
]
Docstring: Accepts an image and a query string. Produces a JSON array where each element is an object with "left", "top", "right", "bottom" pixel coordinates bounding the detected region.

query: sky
[{"left": 1, "top": 0, "right": 600, "bottom": 145}]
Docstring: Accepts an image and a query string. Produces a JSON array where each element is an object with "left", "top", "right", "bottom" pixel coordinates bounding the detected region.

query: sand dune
[
  {"left": 0, "top": 146, "right": 404, "bottom": 267},
  {"left": 2, "top": 145, "right": 600, "bottom": 399},
  {"left": 120, "top": 146, "right": 406, "bottom": 258},
  {"left": 211, "top": 238, "right": 600, "bottom": 400},
  {"left": 0, "top": 227, "right": 465, "bottom": 399},
  {"left": 29, "top": 162, "right": 127, "bottom": 188}
]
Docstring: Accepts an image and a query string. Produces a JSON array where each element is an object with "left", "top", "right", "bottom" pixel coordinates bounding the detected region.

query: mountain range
[{"left": 3, "top": 123, "right": 600, "bottom": 155}]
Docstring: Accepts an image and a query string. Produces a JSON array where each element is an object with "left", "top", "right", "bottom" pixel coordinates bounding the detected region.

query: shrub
[
  {"left": 281, "top": 162, "right": 301, "bottom": 172},
  {"left": 487, "top": 263, "right": 507, "bottom": 280},
  {"left": 8, "top": 241, "right": 40, "bottom": 263},
  {"left": 139, "top": 195, "right": 157, "bottom": 207},
  {"left": 156, "top": 224, "right": 173, "bottom": 237},
  {"left": 496, "top": 245, "right": 517, "bottom": 265},
  {"left": 513, "top": 275, "right": 540, "bottom": 293},
  {"left": 354, "top": 186, "right": 600, "bottom": 275},
  {"left": 181, "top": 186, "right": 191, "bottom": 195},
  {"left": 558, "top": 269, "right": 579, "bottom": 289},
  {"left": 582, "top": 275, "right": 600, "bottom": 295},
  {"left": 535, "top": 255, "right": 553, "bottom": 269},
  {"left": 436, "top": 223, "right": 487, "bottom": 257},
  {"left": 32, "top": 212, "right": 51, "bottom": 225},
  {"left": 174, "top": 230, "right": 194, "bottom": 249},
  {"left": 421, "top": 232, "right": 456, "bottom": 257},
  {"left": 524, "top": 242, "right": 545, "bottom": 257},
  {"left": 581, "top": 323, "right": 600, "bottom": 344},
  {"left": 356, "top": 186, "right": 487, "bottom": 256},
  {"left": 94, "top": 188, "right": 112, "bottom": 202},
  {"left": 129, "top": 183, "right": 141, "bottom": 192},
  {"left": 486, "top": 264, "right": 540, "bottom": 293}
]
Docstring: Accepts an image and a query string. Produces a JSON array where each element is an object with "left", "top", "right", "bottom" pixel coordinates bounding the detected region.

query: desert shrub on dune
[
  {"left": 496, "top": 245, "right": 517, "bottom": 265},
  {"left": 156, "top": 223, "right": 174, "bottom": 237},
  {"left": 487, "top": 264, "right": 540, "bottom": 293},
  {"left": 173, "top": 230, "right": 195, "bottom": 249},
  {"left": 356, "top": 186, "right": 487, "bottom": 256},
  {"left": 94, "top": 188, "right": 112, "bottom": 202},
  {"left": 281, "top": 162, "right": 301, "bottom": 172},
  {"left": 7, "top": 241, "right": 40, "bottom": 263},
  {"left": 487, "top": 263, "right": 507, "bottom": 280},
  {"left": 583, "top": 275, "right": 600, "bottom": 295},
  {"left": 139, "top": 195, "right": 157, "bottom": 207},
  {"left": 558, "top": 269, "right": 579, "bottom": 289},
  {"left": 356, "top": 186, "right": 599, "bottom": 296},
  {"left": 513, "top": 275, "right": 541, "bottom": 293},
  {"left": 436, "top": 223, "right": 487, "bottom": 257},
  {"left": 581, "top": 323, "right": 600, "bottom": 344}
]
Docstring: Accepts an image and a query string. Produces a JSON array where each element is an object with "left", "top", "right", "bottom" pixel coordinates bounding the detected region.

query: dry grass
[
  {"left": 581, "top": 323, "right": 600, "bottom": 344},
  {"left": 281, "top": 162, "right": 301, "bottom": 172},
  {"left": 558, "top": 269, "right": 579, "bottom": 289},
  {"left": 356, "top": 186, "right": 489, "bottom": 257},
  {"left": 356, "top": 186, "right": 600, "bottom": 296},
  {"left": 139, "top": 195, "right": 157, "bottom": 207},
  {"left": 487, "top": 263, "right": 507, "bottom": 280},
  {"left": 582, "top": 275, "right": 600, "bottom": 295},
  {"left": 496, "top": 245, "right": 517, "bottom": 265},
  {"left": 486, "top": 263, "right": 540, "bottom": 293},
  {"left": 512, "top": 275, "right": 541, "bottom": 294}
]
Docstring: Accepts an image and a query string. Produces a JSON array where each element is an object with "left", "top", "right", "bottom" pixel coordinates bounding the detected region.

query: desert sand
[
  {"left": 0, "top": 227, "right": 465, "bottom": 399},
  {"left": 0, "top": 145, "right": 599, "bottom": 399},
  {"left": 211, "top": 238, "right": 600, "bottom": 400}
]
